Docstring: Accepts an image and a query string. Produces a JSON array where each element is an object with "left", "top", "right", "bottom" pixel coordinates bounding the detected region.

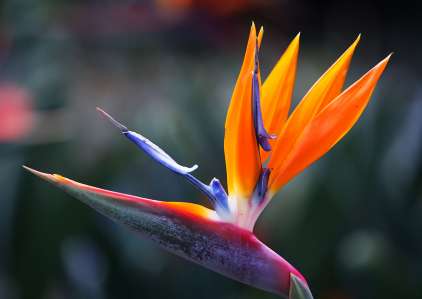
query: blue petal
[
  {"left": 252, "top": 168, "right": 271, "bottom": 206},
  {"left": 125, "top": 131, "right": 198, "bottom": 175},
  {"left": 97, "top": 107, "right": 198, "bottom": 175},
  {"left": 209, "top": 178, "right": 229, "bottom": 212},
  {"left": 252, "top": 42, "right": 276, "bottom": 152},
  {"left": 97, "top": 108, "right": 230, "bottom": 218}
]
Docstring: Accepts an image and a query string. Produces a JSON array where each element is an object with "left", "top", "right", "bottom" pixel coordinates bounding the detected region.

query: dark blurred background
[{"left": 1, "top": 0, "right": 421, "bottom": 298}]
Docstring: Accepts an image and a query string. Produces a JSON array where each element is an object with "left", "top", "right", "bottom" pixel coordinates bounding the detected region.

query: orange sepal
[
  {"left": 268, "top": 36, "right": 360, "bottom": 175},
  {"left": 269, "top": 55, "right": 391, "bottom": 190},
  {"left": 260, "top": 33, "right": 300, "bottom": 161},
  {"left": 224, "top": 23, "right": 261, "bottom": 197}
]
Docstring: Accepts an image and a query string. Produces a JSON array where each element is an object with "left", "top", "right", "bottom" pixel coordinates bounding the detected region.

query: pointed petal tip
[
  {"left": 372, "top": 53, "right": 392, "bottom": 72},
  {"left": 382, "top": 53, "right": 393, "bottom": 67},
  {"left": 249, "top": 21, "right": 258, "bottom": 38},
  {"left": 258, "top": 26, "right": 264, "bottom": 37},
  {"left": 96, "top": 107, "right": 128, "bottom": 132},
  {"left": 336, "top": 35, "right": 360, "bottom": 58},
  {"left": 22, "top": 165, "right": 37, "bottom": 174},
  {"left": 356, "top": 33, "right": 361, "bottom": 41},
  {"left": 290, "top": 32, "right": 301, "bottom": 49},
  {"left": 22, "top": 165, "right": 59, "bottom": 182},
  {"left": 350, "top": 34, "right": 361, "bottom": 48},
  {"left": 286, "top": 33, "right": 300, "bottom": 49},
  {"left": 23, "top": 165, "right": 46, "bottom": 177},
  {"left": 257, "top": 26, "right": 264, "bottom": 46},
  {"left": 384, "top": 52, "right": 394, "bottom": 62}
]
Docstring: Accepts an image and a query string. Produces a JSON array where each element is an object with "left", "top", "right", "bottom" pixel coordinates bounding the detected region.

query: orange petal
[
  {"left": 269, "top": 55, "right": 391, "bottom": 190},
  {"left": 268, "top": 36, "right": 360, "bottom": 175},
  {"left": 318, "top": 34, "right": 362, "bottom": 112},
  {"left": 260, "top": 33, "right": 300, "bottom": 161},
  {"left": 257, "top": 26, "right": 264, "bottom": 48},
  {"left": 224, "top": 23, "right": 261, "bottom": 197}
]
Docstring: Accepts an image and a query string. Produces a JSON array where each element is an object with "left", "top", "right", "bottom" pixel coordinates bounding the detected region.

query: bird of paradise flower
[{"left": 24, "top": 23, "right": 390, "bottom": 298}]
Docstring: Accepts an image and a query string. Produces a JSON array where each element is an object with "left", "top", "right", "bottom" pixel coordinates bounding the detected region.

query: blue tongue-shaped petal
[
  {"left": 97, "top": 108, "right": 229, "bottom": 217},
  {"left": 125, "top": 131, "right": 198, "bottom": 174},
  {"left": 97, "top": 108, "right": 197, "bottom": 175},
  {"left": 252, "top": 41, "right": 276, "bottom": 152}
]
